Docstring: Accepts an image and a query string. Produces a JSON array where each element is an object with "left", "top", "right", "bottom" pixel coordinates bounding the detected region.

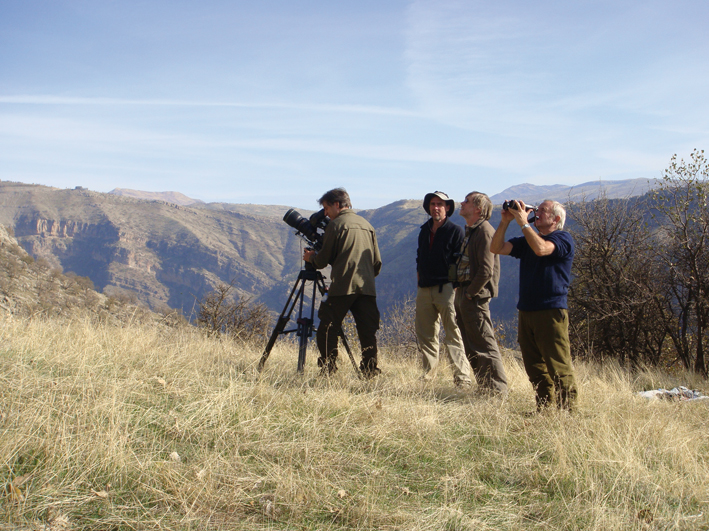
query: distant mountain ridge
[
  {"left": 0, "top": 179, "right": 656, "bottom": 326},
  {"left": 109, "top": 178, "right": 656, "bottom": 215},
  {"left": 109, "top": 188, "right": 204, "bottom": 206},
  {"left": 489, "top": 178, "right": 658, "bottom": 205}
]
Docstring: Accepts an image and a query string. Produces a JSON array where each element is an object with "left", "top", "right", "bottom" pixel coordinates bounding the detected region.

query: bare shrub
[
  {"left": 196, "top": 280, "right": 272, "bottom": 344},
  {"left": 64, "top": 272, "right": 95, "bottom": 292},
  {"left": 35, "top": 257, "right": 53, "bottom": 270},
  {"left": 103, "top": 285, "right": 139, "bottom": 304},
  {"left": 154, "top": 302, "right": 189, "bottom": 328},
  {"left": 378, "top": 295, "right": 419, "bottom": 358},
  {"left": 651, "top": 149, "right": 709, "bottom": 374},
  {"left": 4, "top": 257, "right": 22, "bottom": 279},
  {"left": 568, "top": 151, "right": 709, "bottom": 375},
  {"left": 377, "top": 294, "right": 514, "bottom": 358},
  {"left": 494, "top": 315, "right": 517, "bottom": 349},
  {"left": 568, "top": 193, "right": 666, "bottom": 367}
]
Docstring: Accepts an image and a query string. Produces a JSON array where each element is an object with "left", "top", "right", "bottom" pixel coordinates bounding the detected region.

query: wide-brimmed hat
[{"left": 423, "top": 191, "right": 455, "bottom": 216}]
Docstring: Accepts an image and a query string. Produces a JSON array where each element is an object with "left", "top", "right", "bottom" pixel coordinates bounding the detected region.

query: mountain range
[
  {"left": 0, "top": 178, "right": 656, "bottom": 325},
  {"left": 489, "top": 177, "right": 658, "bottom": 205}
]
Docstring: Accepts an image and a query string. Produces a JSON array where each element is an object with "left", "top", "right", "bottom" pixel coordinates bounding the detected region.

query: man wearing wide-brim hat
[{"left": 416, "top": 191, "right": 472, "bottom": 386}]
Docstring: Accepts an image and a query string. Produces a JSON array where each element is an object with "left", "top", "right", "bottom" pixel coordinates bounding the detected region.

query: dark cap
[{"left": 423, "top": 191, "right": 455, "bottom": 216}]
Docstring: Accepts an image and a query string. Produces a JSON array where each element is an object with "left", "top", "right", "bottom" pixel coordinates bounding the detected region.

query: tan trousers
[{"left": 415, "top": 284, "right": 472, "bottom": 383}]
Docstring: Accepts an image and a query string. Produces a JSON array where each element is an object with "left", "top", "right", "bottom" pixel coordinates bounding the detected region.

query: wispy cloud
[
  {"left": 403, "top": 0, "right": 709, "bottom": 136},
  {"left": 0, "top": 111, "right": 540, "bottom": 171},
  {"left": 0, "top": 95, "right": 421, "bottom": 118}
]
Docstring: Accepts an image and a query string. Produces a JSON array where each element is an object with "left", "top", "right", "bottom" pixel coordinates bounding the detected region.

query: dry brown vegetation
[
  {"left": 0, "top": 192, "right": 708, "bottom": 530},
  {"left": 1, "top": 313, "right": 708, "bottom": 531},
  {"left": 568, "top": 150, "right": 709, "bottom": 374}
]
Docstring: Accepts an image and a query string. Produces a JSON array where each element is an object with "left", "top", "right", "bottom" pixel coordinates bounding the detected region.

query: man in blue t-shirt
[{"left": 490, "top": 199, "right": 578, "bottom": 411}]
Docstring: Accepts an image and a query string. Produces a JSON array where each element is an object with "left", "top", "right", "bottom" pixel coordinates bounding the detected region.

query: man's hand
[
  {"left": 510, "top": 200, "right": 531, "bottom": 227},
  {"left": 492, "top": 201, "right": 521, "bottom": 255},
  {"left": 500, "top": 205, "right": 515, "bottom": 223},
  {"left": 303, "top": 249, "right": 316, "bottom": 263}
]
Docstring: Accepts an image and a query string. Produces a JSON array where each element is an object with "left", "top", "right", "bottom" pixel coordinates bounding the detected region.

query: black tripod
[{"left": 257, "top": 266, "right": 361, "bottom": 376}]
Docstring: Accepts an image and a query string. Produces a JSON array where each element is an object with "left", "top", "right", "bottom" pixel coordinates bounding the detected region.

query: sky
[{"left": 1, "top": 0, "right": 708, "bottom": 210}]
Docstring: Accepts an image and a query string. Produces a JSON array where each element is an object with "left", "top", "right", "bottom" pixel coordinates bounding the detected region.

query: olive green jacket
[{"left": 309, "top": 209, "right": 382, "bottom": 296}]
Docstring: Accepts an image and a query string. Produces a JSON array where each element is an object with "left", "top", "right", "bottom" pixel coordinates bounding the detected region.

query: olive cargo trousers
[{"left": 518, "top": 309, "right": 578, "bottom": 410}]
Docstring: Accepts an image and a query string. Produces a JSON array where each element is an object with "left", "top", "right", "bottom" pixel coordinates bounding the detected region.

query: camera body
[{"left": 283, "top": 208, "right": 329, "bottom": 251}]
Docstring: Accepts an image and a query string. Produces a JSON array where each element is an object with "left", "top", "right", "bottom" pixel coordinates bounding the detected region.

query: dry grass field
[{"left": 1, "top": 314, "right": 708, "bottom": 530}]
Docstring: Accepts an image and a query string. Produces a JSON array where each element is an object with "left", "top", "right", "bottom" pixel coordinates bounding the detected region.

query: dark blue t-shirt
[{"left": 508, "top": 230, "right": 574, "bottom": 311}]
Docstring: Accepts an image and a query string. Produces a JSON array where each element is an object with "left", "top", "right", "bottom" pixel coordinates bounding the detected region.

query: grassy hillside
[{"left": 1, "top": 314, "right": 707, "bottom": 530}]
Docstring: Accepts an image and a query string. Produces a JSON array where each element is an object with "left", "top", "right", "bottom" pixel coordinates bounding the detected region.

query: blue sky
[{"left": 1, "top": 0, "right": 707, "bottom": 209}]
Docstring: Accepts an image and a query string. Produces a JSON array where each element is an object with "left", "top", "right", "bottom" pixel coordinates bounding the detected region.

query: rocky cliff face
[
  {"left": 0, "top": 220, "right": 177, "bottom": 326},
  {"left": 21, "top": 218, "right": 95, "bottom": 237},
  {"left": 0, "top": 182, "right": 300, "bottom": 315}
]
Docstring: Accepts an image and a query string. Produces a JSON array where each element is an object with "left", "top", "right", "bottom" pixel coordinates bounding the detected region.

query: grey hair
[
  {"left": 466, "top": 192, "right": 493, "bottom": 221},
  {"left": 543, "top": 199, "right": 566, "bottom": 230}
]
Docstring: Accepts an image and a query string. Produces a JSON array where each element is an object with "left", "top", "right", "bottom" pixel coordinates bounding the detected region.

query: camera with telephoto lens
[{"left": 283, "top": 208, "right": 329, "bottom": 251}]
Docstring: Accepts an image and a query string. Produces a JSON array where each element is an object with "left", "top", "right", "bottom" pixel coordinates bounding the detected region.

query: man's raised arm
[{"left": 490, "top": 212, "right": 513, "bottom": 256}]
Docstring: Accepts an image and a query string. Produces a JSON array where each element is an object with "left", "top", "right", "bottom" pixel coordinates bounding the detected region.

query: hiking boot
[
  {"left": 361, "top": 367, "right": 381, "bottom": 380},
  {"left": 317, "top": 357, "right": 338, "bottom": 376},
  {"left": 359, "top": 358, "right": 380, "bottom": 380}
]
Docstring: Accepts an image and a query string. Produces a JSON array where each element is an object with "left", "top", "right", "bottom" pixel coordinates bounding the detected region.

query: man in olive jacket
[
  {"left": 454, "top": 191, "right": 508, "bottom": 394},
  {"left": 303, "top": 188, "right": 382, "bottom": 378}
]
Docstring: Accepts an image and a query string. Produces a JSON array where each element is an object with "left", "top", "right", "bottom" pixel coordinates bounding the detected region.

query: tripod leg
[
  {"left": 296, "top": 278, "right": 317, "bottom": 372},
  {"left": 258, "top": 277, "right": 304, "bottom": 372},
  {"left": 297, "top": 321, "right": 309, "bottom": 372},
  {"left": 339, "top": 330, "right": 363, "bottom": 379},
  {"left": 258, "top": 315, "right": 290, "bottom": 372}
]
